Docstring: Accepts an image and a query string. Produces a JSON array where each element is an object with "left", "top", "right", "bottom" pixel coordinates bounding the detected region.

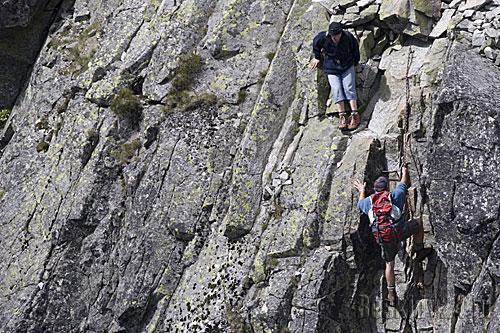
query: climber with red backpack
[{"left": 353, "top": 165, "right": 432, "bottom": 306}]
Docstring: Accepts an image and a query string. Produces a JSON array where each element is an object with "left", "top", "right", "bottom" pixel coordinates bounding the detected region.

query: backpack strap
[
  {"left": 367, "top": 194, "right": 383, "bottom": 243},
  {"left": 367, "top": 195, "right": 376, "bottom": 224}
]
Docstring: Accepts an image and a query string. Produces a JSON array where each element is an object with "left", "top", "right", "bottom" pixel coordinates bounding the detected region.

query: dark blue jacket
[{"left": 313, "top": 31, "right": 360, "bottom": 75}]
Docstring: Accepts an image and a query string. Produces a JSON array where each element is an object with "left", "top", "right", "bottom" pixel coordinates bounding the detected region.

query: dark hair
[
  {"left": 328, "top": 22, "right": 344, "bottom": 35},
  {"left": 373, "top": 176, "right": 389, "bottom": 192}
]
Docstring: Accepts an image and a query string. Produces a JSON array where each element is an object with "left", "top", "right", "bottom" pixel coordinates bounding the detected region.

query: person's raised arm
[
  {"left": 401, "top": 165, "right": 410, "bottom": 186},
  {"left": 353, "top": 179, "right": 366, "bottom": 200}
]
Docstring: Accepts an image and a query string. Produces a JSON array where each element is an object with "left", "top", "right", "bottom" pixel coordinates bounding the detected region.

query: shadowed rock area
[{"left": 0, "top": 0, "right": 499, "bottom": 332}]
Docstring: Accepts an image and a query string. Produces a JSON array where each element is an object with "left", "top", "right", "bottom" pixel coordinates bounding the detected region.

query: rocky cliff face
[{"left": 0, "top": 0, "right": 499, "bottom": 332}]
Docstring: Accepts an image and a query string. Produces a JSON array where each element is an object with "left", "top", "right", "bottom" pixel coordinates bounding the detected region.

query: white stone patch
[
  {"left": 485, "top": 27, "right": 499, "bottom": 38},
  {"left": 430, "top": 8, "right": 456, "bottom": 38},
  {"left": 357, "top": 0, "right": 375, "bottom": 7},
  {"left": 463, "top": 9, "right": 475, "bottom": 17},
  {"left": 472, "top": 29, "right": 486, "bottom": 46}
]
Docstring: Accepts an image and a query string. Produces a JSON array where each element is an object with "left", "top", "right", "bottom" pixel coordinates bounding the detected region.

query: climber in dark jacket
[{"left": 309, "top": 22, "right": 360, "bottom": 130}]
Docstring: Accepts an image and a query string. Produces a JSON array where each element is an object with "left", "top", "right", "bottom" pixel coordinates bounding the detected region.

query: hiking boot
[
  {"left": 338, "top": 113, "right": 348, "bottom": 130},
  {"left": 413, "top": 247, "right": 433, "bottom": 262},
  {"left": 347, "top": 111, "right": 360, "bottom": 130}
]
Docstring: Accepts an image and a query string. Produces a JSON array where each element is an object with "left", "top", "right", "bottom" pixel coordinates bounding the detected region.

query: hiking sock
[
  {"left": 338, "top": 112, "right": 348, "bottom": 129},
  {"left": 347, "top": 110, "right": 360, "bottom": 130},
  {"left": 387, "top": 285, "right": 396, "bottom": 303}
]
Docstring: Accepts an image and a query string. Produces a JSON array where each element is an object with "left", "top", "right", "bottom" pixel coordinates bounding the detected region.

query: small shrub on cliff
[
  {"left": 164, "top": 52, "right": 212, "bottom": 112},
  {"left": 63, "top": 22, "right": 101, "bottom": 75},
  {"left": 171, "top": 52, "right": 202, "bottom": 92},
  {"left": 183, "top": 92, "right": 218, "bottom": 111},
  {"left": 0, "top": 108, "right": 11, "bottom": 129},
  {"left": 36, "top": 141, "right": 50, "bottom": 153},
  {"left": 111, "top": 88, "right": 142, "bottom": 116},
  {"left": 116, "top": 138, "right": 142, "bottom": 164},
  {"left": 237, "top": 89, "right": 247, "bottom": 104},
  {"left": 226, "top": 304, "right": 247, "bottom": 333},
  {"left": 35, "top": 117, "right": 50, "bottom": 130}
]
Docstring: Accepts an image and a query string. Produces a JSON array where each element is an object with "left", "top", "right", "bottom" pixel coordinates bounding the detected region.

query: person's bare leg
[
  {"left": 386, "top": 260, "right": 397, "bottom": 305},
  {"left": 385, "top": 260, "right": 395, "bottom": 287},
  {"left": 349, "top": 99, "right": 358, "bottom": 111},
  {"left": 337, "top": 101, "right": 346, "bottom": 112},
  {"left": 347, "top": 99, "right": 360, "bottom": 130}
]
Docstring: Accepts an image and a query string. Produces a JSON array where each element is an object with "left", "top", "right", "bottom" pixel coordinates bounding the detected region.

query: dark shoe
[
  {"left": 414, "top": 247, "right": 433, "bottom": 262},
  {"left": 347, "top": 111, "right": 360, "bottom": 130},
  {"left": 339, "top": 113, "right": 347, "bottom": 130}
]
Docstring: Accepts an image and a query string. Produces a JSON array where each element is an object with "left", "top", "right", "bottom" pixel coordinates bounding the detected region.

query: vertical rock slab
[
  {"left": 289, "top": 249, "right": 350, "bottom": 333},
  {"left": 0, "top": 0, "right": 62, "bottom": 108},
  {"left": 223, "top": 0, "right": 325, "bottom": 239},
  {"left": 265, "top": 117, "right": 347, "bottom": 257},
  {"left": 455, "top": 236, "right": 500, "bottom": 331},
  {"left": 370, "top": 43, "right": 431, "bottom": 136},
  {"left": 249, "top": 257, "right": 301, "bottom": 332},
  {"left": 321, "top": 132, "right": 385, "bottom": 249},
  {"left": 379, "top": 0, "right": 411, "bottom": 31},
  {"left": 426, "top": 41, "right": 500, "bottom": 326}
]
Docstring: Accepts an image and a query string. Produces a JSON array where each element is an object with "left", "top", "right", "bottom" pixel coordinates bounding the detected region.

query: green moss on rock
[
  {"left": 116, "top": 138, "right": 142, "bottom": 164},
  {"left": 171, "top": 52, "right": 202, "bottom": 92},
  {"left": 265, "top": 51, "right": 276, "bottom": 62},
  {"left": 163, "top": 52, "right": 216, "bottom": 113},
  {"left": 62, "top": 22, "right": 101, "bottom": 75},
  {"left": 35, "top": 117, "right": 49, "bottom": 130},
  {"left": 0, "top": 108, "right": 11, "bottom": 128},
  {"left": 111, "top": 88, "right": 142, "bottom": 116},
  {"left": 237, "top": 89, "right": 247, "bottom": 104},
  {"left": 36, "top": 141, "right": 50, "bottom": 153}
]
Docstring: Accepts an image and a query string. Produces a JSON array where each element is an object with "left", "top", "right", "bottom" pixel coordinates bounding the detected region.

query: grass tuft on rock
[
  {"left": 0, "top": 108, "right": 11, "bottom": 128},
  {"left": 63, "top": 22, "right": 101, "bottom": 75},
  {"left": 265, "top": 51, "right": 276, "bottom": 62},
  {"left": 36, "top": 141, "right": 50, "bottom": 153},
  {"left": 111, "top": 88, "right": 142, "bottom": 116},
  {"left": 35, "top": 117, "right": 50, "bottom": 130},
  {"left": 116, "top": 138, "right": 142, "bottom": 164},
  {"left": 163, "top": 52, "right": 218, "bottom": 113},
  {"left": 237, "top": 89, "right": 247, "bottom": 104},
  {"left": 171, "top": 52, "right": 202, "bottom": 92},
  {"left": 183, "top": 92, "right": 218, "bottom": 111}
]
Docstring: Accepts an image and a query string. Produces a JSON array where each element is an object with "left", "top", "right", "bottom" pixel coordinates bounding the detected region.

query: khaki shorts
[{"left": 380, "top": 219, "right": 420, "bottom": 262}]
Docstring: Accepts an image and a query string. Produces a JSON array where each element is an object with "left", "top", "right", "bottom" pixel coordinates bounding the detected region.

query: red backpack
[{"left": 368, "top": 191, "right": 403, "bottom": 244}]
